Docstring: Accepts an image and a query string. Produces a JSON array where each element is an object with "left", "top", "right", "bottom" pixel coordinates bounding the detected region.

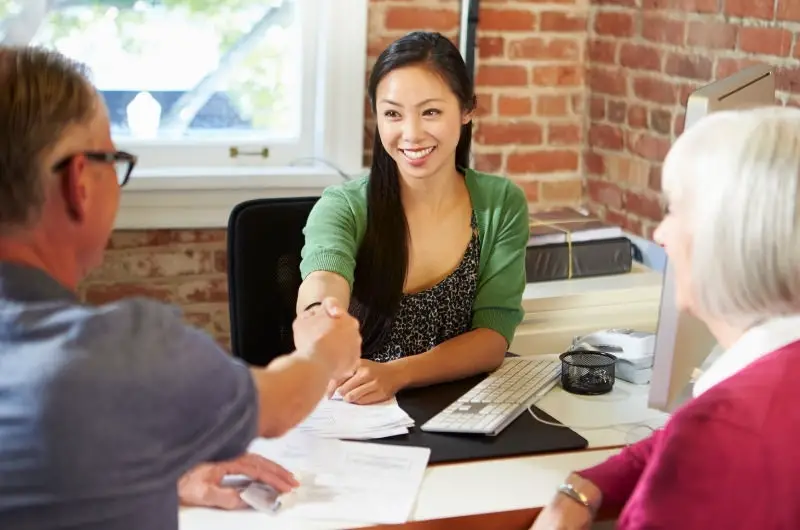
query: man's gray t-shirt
[{"left": 0, "top": 262, "right": 259, "bottom": 529}]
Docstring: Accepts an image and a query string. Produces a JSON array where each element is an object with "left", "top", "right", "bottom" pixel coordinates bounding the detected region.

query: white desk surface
[{"left": 179, "top": 380, "right": 668, "bottom": 530}]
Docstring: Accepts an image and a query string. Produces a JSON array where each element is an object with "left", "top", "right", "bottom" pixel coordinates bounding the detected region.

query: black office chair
[{"left": 226, "top": 196, "right": 319, "bottom": 366}]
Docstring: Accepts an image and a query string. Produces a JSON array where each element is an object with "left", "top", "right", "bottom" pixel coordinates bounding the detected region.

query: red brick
[
  {"left": 540, "top": 11, "right": 586, "bottom": 32},
  {"left": 548, "top": 123, "right": 582, "bottom": 145},
  {"left": 92, "top": 249, "right": 222, "bottom": 279},
  {"left": 716, "top": 58, "right": 763, "bottom": 80},
  {"left": 513, "top": 179, "right": 540, "bottom": 203},
  {"left": 687, "top": 21, "right": 737, "bottom": 49},
  {"left": 587, "top": 178, "right": 623, "bottom": 210},
  {"left": 384, "top": 7, "right": 459, "bottom": 31},
  {"left": 725, "top": 0, "right": 774, "bottom": 19},
  {"left": 537, "top": 95, "right": 570, "bottom": 117},
  {"left": 474, "top": 122, "right": 543, "bottom": 145},
  {"left": 532, "top": 65, "right": 583, "bottom": 87},
  {"left": 649, "top": 164, "right": 662, "bottom": 192},
  {"left": 479, "top": 8, "right": 537, "bottom": 31},
  {"left": 642, "top": 0, "right": 718, "bottom": 12},
  {"left": 541, "top": 179, "right": 583, "bottom": 202},
  {"left": 628, "top": 105, "right": 648, "bottom": 129},
  {"left": 588, "top": 39, "right": 617, "bottom": 63},
  {"left": 664, "top": 52, "right": 713, "bottom": 81},
  {"left": 607, "top": 100, "right": 626, "bottom": 123},
  {"left": 589, "top": 67, "right": 628, "bottom": 96},
  {"left": 82, "top": 281, "right": 176, "bottom": 305},
  {"left": 509, "top": 37, "right": 580, "bottom": 60},
  {"left": 584, "top": 151, "right": 606, "bottom": 175},
  {"left": 590, "top": 96, "right": 605, "bottom": 119},
  {"left": 604, "top": 209, "right": 641, "bottom": 234},
  {"left": 475, "top": 93, "right": 494, "bottom": 117},
  {"left": 674, "top": 112, "right": 686, "bottom": 136},
  {"left": 650, "top": 110, "right": 672, "bottom": 135},
  {"left": 776, "top": 68, "right": 800, "bottom": 95},
  {"left": 678, "top": 84, "right": 697, "bottom": 107},
  {"left": 739, "top": 27, "right": 793, "bottom": 57},
  {"left": 571, "top": 94, "right": 585, "bottom": 114},
  {"left": 589, "top": 124, "right": 624, "bottom": 150},
  {"left": 507, "top": 150, "right": 579, "bottom": 174},
  {"left": 628, "top": 132, "right": 671, "bottom": 162},
  {"left": 473, "top": 153, "right": 503, "bottom": 173},
  {"left": 624, "top": 190, "right": 664, "bottom": 221},
  {"left": 107, "top": 229, "right": 226, "bottom": 249},
  {"left": 594, "top": 0, "right": 636, "bottom": 5},
  {"left": 619, "top": 43, "right": 662, "bottom": 71},
  {"left": 795, "top": 40, "right": 800, "bottom": 59},
  {"left": 642, "top": 16, "right": 685, "bottom": 45},
  {"left": 778, "top": 0, "right": 800, "bottom": 21},
  {"left": 478, "top": 37, "right": 505, "bottom": 58},
  {"left": 476, "top": 65, "right": 529, "bottom": 86},
  {"left": 367, "top": 36, "right": 397, "bottom": 58},
  {"left": 498, "top": 96, "right": 532, "bottom": 116},
  {"left": 594, "top": 12, "right": 634, "bottom": 37},
  {"left": 633, "top": 76, "right": 676, "bottom": 105},
  {"left": 176, "top": 277, "right": 229, "bottom": 304}
]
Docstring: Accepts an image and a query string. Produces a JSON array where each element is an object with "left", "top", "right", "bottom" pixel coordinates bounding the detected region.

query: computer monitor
[{"left": 647, "top": 64, "right": 776, "bottom": 412}]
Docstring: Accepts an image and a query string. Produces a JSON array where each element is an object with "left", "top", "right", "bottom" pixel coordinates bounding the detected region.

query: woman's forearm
[
  {"left": 296, "top": 271, "right": 351, "bottom": 315},
  {"left": 389, "top": 328, "right": 506, "bottom": 389}
]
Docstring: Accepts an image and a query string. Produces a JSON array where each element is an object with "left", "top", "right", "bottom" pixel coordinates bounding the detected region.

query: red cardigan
[{"left": 578, "top": 339, "right": 800, "bottom": 529}]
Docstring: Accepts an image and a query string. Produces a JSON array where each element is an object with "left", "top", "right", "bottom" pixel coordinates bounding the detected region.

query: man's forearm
[
  {"left": 250, "top": 354, "right": 331, "bottom": 437},
  {"left": 390, "top": 328, "right": 506, "bottom": 389}
]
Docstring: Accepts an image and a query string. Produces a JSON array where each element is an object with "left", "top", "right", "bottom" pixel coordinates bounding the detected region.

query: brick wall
[
  {"left": 80, "top": 0, "right": 800, "bottom": 346},
  {"left": 585, "top": 0, "right": 800, "bottom": 238}
]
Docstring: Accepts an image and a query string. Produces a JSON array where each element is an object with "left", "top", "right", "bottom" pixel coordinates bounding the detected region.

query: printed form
[
  {"left": 179, "top": 431, "right": 431, "bottom": 529},
  {"left": 295, "top": 396, "right": 415, "bottom": 439}
]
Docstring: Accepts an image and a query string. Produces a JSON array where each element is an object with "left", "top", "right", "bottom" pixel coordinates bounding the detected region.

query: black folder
[{"left": 367, "top": 371, "right": 589, "bottom": 464}]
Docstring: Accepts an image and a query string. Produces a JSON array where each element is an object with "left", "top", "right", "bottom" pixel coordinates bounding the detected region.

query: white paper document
[
  {"left": 294, "top": 396, "right": 415, "bottom": 439},
  {"left": 210, "top": 432, "right": 430, "bottom": 526}
]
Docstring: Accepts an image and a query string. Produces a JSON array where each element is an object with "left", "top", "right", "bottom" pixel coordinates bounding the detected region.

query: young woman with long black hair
[{"left": 297, "top": 31, "right": 530, "bottom": 405}]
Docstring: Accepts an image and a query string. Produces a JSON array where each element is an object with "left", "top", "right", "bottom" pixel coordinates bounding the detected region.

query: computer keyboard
[{"left": 420, "top": 357, "right": 561, "bottom": 436}]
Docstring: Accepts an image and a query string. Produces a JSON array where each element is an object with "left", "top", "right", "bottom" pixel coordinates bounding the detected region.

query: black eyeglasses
[{"left": 51, "top": 150, "right": 138, "bottom": 187}]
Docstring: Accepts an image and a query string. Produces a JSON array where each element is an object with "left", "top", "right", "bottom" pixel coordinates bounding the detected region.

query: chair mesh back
[{"left": 227, "top": 197, "right": 318, "bottom": 366}]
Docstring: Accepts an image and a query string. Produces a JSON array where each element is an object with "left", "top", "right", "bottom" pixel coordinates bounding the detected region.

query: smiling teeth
[{"left": 403, "top": 147, "right": 434, "bottom": 159}]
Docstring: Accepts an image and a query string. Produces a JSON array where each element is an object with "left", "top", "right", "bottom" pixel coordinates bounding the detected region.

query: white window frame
[{"left": 114, "top": 0, "right": 368, "bottom": 229}]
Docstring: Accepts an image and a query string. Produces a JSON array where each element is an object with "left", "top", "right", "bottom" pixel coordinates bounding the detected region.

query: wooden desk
[{"left": 180, "top": 267, "right": 667, "bottom": 530}]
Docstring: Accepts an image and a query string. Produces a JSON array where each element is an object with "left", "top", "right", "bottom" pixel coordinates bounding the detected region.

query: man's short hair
[
  {"left": 662, "top": 105, "right": 800, "bottom": 329},
  {"left": 0, "top": 46, "right": 96, "bottom": 228}
]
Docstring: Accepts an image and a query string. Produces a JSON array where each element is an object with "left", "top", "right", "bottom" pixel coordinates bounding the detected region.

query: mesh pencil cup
[{"left": 559, "top": 349, "right": 616, "bottom": 395}]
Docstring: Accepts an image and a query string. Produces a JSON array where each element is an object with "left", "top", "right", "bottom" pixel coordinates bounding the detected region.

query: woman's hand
[
  {"left": 178, "top": 453, "right": 299, "bottom": 510},
  {"left": 530, "top": 474, "right": 601, "bottom": 530},
  {"left": 329, "top": 359, "right": 405, "bottom": 404},
  {"left": 529, "top": 495, "right": 594, "bottom": 530}
]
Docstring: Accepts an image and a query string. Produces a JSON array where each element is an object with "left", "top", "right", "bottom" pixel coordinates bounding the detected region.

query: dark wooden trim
[{"left": 361, "top": 506, "right": 620, "bottom": 530}]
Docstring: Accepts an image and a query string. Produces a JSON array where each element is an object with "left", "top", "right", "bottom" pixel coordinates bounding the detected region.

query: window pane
[{"left": 6, "top": 0, "right": 301, "bottom": 142}]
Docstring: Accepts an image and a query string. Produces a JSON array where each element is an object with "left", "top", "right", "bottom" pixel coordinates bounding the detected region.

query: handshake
[{"left": 292, "top": 297, "right": 362, "bottom": 383}]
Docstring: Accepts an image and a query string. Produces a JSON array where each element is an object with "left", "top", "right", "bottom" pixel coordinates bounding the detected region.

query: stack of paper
[
  {"left": 179, "top": 432, "right": 432, "bottom": 528},
  {"left": 294, "top": 396, "right": 415, "bottom": 439}
]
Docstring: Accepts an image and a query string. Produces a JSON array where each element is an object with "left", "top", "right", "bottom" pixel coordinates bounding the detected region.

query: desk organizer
[{"left": 559, "top": 350, "right": 616, "bottom": 395}]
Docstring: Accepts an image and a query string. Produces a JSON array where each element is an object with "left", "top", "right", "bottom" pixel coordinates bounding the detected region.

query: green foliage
[{"left": 16, "top": 0, "right": 292, "bottom": 132}]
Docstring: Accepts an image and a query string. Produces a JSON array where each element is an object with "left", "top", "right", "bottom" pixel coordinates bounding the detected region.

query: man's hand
[
  {"left": 178, "top": 453, "right": 299, "bottom": 510},
  {"left": 328, "top": 359, "right": 405, "bottom": 405},
  {"left": 293, "top": 296, "right": 361, "bottom": 379}
]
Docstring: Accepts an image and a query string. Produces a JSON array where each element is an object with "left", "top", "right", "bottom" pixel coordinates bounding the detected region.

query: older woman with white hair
[{"left": 531, "top": 105, "right": 800, "bottom": 530}]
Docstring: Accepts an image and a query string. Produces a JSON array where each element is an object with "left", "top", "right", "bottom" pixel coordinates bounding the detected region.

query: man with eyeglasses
[{"left": 0, "top": 46, "right": 361, "bottom": 529}]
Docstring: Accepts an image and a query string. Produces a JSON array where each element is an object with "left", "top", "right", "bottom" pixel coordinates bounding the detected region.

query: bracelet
[
  {"left": 557, "top": 483, "right": 596, "bottom": 515},
  {"left": 303, "top": 301, "right": 322, "bottom": 312}
]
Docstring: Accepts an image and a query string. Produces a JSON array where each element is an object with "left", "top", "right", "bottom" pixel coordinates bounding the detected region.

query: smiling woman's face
[{"left": 374, "top": 64, "right": 470, "bottom": 181}]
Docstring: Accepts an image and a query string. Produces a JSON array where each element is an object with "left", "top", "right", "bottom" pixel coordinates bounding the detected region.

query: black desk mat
[{"left": 367, "top": 372, "right": 588, "bottom": 464}]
